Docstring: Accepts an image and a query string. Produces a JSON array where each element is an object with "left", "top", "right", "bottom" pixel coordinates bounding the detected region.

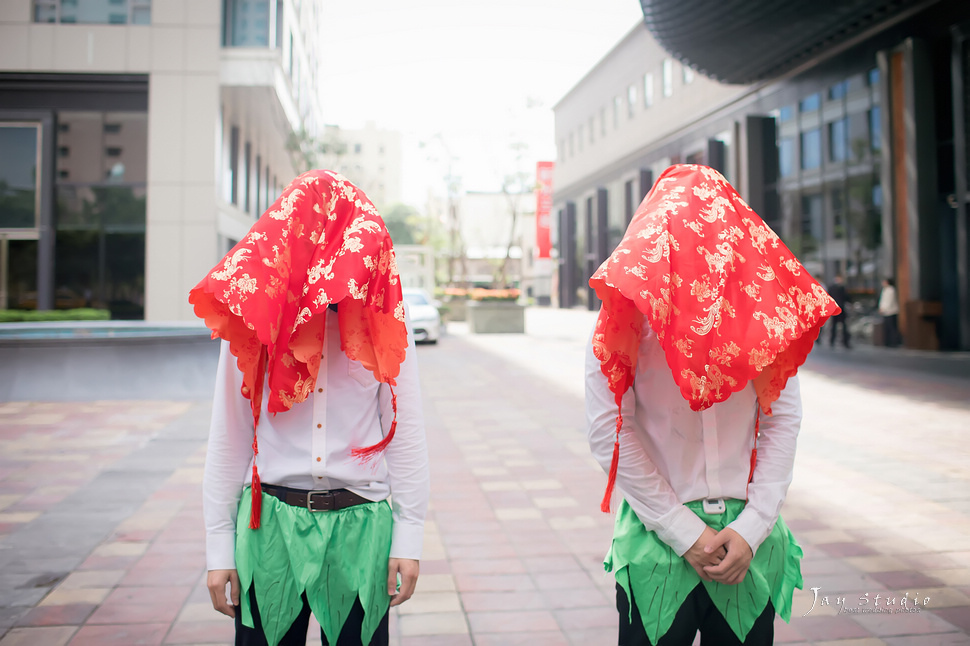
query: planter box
[
  {"left": 444, "top": 298, "right": 467, "bottom": 322},
  {"left": 467, "top": 300, "right": 525, "bottom": 334}
]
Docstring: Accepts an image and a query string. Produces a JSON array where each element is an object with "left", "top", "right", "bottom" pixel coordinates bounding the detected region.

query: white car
[{"left": 403, "top": 288, "right": 442, "bottom": 344}]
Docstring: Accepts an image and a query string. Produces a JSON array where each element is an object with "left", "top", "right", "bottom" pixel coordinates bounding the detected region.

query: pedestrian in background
[
  {"left": 191, "top": 170, "right": 429, "bottom": 646},
  {"left": 879, "top": 277, "right": 901, "bottom": 347},
  {"left": 826, "top": 274, "right": 851, "bottom": 348},
  {"left": 586, "top": 164, "right": 839, "bottom": 646}
]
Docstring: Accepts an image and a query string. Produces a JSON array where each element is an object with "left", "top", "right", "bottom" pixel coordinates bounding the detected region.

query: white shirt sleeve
[
  {"left": 203, "top": 340, "right": 256, "bottom": 571},
  {"left": 727, "top": 375, "right": 802, "bottom": 555},
  {"left": 585, "top": 334, "right": 707, "bottom": 557},
  {"left": 381, "top": 316, "right": 430, "bottom": 561}
]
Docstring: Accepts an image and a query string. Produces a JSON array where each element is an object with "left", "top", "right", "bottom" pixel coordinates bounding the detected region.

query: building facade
[
  {"left": 0, "top": 0, "right": 323, "bottom": 320},
  {"left": 552, "top": 2, "right": 970, "bottom": 351}
]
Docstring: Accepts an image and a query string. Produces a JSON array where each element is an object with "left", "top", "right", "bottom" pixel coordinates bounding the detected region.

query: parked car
[{"left": 403, "top": 288, "right": 441, "bottom": 344}]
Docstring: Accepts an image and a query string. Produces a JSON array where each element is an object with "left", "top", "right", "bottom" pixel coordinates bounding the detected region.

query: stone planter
[
  {"left": 467, "top": 300, "right": 525, "bottom": 334},
  {"left": 444, "top": 298, "right": 467, "bottom": 322}
]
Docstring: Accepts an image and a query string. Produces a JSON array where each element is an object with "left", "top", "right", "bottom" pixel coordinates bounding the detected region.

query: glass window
[
  {"left": 5, "top": 240, "right": 39, "bottom": 309},
  {"left": 869, "top": 107, "right": 881, "bottom": 152},
  {"left": 801, "top": 193, "right": 823, "bottom": 238},
  {"left": 255, "top": 155, "right": 261, "bottom": 216},
  {"left": 225, "top": 0, "right": 270, "bottom": 46},
  {"left": 868, "top": 67, "right": 880, "bottom": 87},
  {"left": 643, "top": 73, "right": 654, "bottom": 108},
  {"left": 35, "top": 0, "right": 152, "bottom": 24},
  {"left": 828, "top": 81, "right": 848, "bottom": 100},
  {"left": 828, "top": 118, "right": 847, "bottom": 162},
  {"left": 662, "top": 59, "right": 673, "bottom": 97},
  {"left": 778, "top": 137, "right": 794, "bottom": 178},
  {"left": 229, "top": 126, "right": 239, "bottom": 205},
  {"left": 778, "top": 106, "right": 794, "bottom": 122},
  {"left": 243, "top": 142, "right": 251, "bottom": 213},
  {"left": 627, "top": 84, "right": 636, "bottom": 118},
  {"left": 683, "top": 66, "right": 694, "bottom": 84},
  {"left": 800, "top": 129, "right": 821, "bottom": 170},
  {"left": 53, "top": 109, "right": 147, "bottom": 319},
  {"left": 0, "top": 124, "right": 41, "bottom": 230},
  {"left": 799, "top": 93, "right": 820, "bottom": 112},
  {"left": 830, "top": 188, "right": 845, "bottom": 239}
]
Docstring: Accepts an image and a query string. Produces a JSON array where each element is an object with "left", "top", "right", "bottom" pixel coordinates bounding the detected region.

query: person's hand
[
  {"left": 387, "top": 558, "right": 419, "bottom": 607},
  {"left": 703, "top": 527, "right": 753, "bottom": 585},
  {"left": 683, "top": 526, "right": 726, "bottom": 582},
  {"left": 207, "top": 569, "right": 240, "bottom": 618}
]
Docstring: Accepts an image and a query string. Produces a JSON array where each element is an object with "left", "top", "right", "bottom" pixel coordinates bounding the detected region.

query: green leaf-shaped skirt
[
  {"left": 606, "top": 499, "right": 803, "bottom": 643},
  {"left": 235, "top": 488, "right": 392, "bottom": 646}
]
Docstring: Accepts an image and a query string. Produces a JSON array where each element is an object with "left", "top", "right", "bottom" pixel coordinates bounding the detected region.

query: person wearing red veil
[
  {"left": 586, "top": 165, "right": 839, "bottom": 645},
  {"left": 193, "top": 170, "right": 429, "bottom": 646}
]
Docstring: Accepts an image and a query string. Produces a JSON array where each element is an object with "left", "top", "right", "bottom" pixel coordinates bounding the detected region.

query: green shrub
[{"left": 0, "top": 308, "right": 112, "bottom": 323}]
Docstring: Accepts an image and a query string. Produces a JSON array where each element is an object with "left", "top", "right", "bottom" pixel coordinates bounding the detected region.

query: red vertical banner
[{"left": 535, "top": 161, "right": 554, "bottom": 259}]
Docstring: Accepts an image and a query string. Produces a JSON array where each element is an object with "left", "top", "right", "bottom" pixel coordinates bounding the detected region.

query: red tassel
[
  {"left": 249, "top": 463, "right": 262, "bottom": 529},
  {"left": 601, "top": 437, "right": 620, "bottom": 513},
  {"left": 600, "top": 396, "right": 624, "bottom": 513},
  {"left": 352, "top": 384, "right": 398, "bottom": 461},
  {"left": 745, "top": 409, "right": 760, "bottom": 500},
  {"left": 249, "top": 426, "right": 262, "bottom": 529}
]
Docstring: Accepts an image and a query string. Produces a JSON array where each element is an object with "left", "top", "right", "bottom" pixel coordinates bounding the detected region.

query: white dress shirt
[
  {"left": 204, "top": 308, "right": 429, "bottom": 571},
  {"left": 586, "top": 318, "right": 802, "bottom": 558}
]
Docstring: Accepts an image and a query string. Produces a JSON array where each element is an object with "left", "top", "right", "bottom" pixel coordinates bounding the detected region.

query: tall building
[
  {"left": 0, "top": 0, "right": 323, "bottom": 320},
  {"left": 553, "top": 2, "right": 970, "bottom": 351}
]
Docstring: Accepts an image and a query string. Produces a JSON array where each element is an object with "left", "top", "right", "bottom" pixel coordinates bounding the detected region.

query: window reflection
[
  {"left": 54, "top": 110, "right": 147, "bottom": 318},
  {"left": 0, "top": 124, "right": 41, "bottom": 230}
]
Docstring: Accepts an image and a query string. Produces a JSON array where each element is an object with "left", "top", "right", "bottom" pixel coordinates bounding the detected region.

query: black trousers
[
  {"left": 882, "top": 314, "right": 900, "bottom": 347},
  {"left": 617, "top": 583, "right": 774, "bottom": 646},
  {"left": 235, "top": 586, "right": 389, "bottom": 646},
  {"left": 829, "top": 314, "right": 850, "bottom": 348}
]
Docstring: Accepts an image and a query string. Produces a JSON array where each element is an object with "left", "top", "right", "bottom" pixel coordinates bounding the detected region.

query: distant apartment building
[
  {"left": 325, "top": 121, "right": 402, "bottom": 210},
  {"left": 553, "top": 2, "right": 970, "bottom": 351},
  {"left": 0, "top": 0, "right": 323, "bottom": 320}
]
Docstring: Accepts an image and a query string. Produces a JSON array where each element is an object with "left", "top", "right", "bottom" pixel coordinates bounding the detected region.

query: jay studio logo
[{"left": 803, "top": 587, "right": 930, "bottom": 616}]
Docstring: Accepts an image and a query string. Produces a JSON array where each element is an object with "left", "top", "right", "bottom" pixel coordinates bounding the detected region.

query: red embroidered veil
[
  {"left": 590, "top": 164, "right": 839, "bottom": 511},
  {"left": 189, "top": 170, "right": 408, "bottom": 528}
]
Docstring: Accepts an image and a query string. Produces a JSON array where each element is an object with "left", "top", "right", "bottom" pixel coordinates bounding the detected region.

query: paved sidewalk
[{"left": 1, "top": 307, "right": 969, "bottom": 645}]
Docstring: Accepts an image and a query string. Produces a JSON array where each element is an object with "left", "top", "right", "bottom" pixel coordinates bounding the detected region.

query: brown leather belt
[{"left": 261, "top": 484, "right": 372, "bottom": 512}]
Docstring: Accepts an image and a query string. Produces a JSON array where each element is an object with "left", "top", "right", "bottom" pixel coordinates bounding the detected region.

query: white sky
[{"left": 318, "top": 0, "right": 643, "bottom": 205}]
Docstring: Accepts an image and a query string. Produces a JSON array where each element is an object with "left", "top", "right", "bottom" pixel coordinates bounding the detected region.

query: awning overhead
[{"left": 639, "top": 0, "right": 933, "bottom": 84}]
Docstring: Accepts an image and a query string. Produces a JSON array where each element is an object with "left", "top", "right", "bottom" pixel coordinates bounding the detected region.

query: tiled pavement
[{"left": 1, "top": 307, "right": 969, "bottom": 645}]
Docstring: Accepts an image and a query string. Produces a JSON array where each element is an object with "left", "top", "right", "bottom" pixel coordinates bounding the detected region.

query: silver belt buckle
[
  {"left": 702, "top": 498, "right": 725, "bottom": 514},
  {"left": 307, "top": 490, "right": 334, "bottom": 512}
]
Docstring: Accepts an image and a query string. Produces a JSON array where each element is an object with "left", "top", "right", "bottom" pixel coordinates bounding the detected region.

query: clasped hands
[{"left": 684, "top": 526, "right": 752, "bottom": 586}]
